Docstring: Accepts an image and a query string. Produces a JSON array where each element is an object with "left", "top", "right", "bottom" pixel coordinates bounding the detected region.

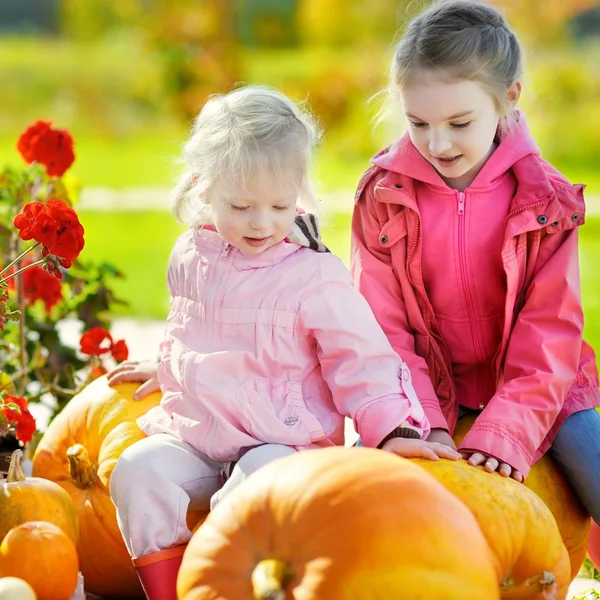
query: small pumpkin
[
  {"left": 31, "top": 376, "right": 206, "bottom": 599},
  {"left": 413, "top": 457, "right": 571, "bottom": 599},
  {"left": 0, "top": 577, "right": 37, "bottom": 600},
  {"left": 454, "top": 415, "right": 590, "bottom": 578},
  {"left": 178, "top": 446, "right": 500, "bottom": 600},
  {"left": 0, "top": 521, "right": 78, "bottom": 600},
  {"left": 0, "top": 449, "right": 78, "bottom": 545}
]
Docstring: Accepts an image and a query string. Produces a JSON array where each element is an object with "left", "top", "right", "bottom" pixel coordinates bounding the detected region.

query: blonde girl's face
[
  {"left": 400, "top": 72, "right": 510, "bottom": 191},
  {"left": 207, "top": 169, "right": 299, "bottom": 255}
]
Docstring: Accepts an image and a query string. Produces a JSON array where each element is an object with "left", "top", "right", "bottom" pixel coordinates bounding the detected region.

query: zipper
[
  {"left": 405, "top": 211, "right": 456, "bottom": 417},
  {"left": 204, "top": 244, "right": 231, "bottom": 352},
  {"left": 191, "top": 243, "right": 231, "bottom": 460},
  {"left": 456, "top": 191, "right": 484, "bottom": 365}
]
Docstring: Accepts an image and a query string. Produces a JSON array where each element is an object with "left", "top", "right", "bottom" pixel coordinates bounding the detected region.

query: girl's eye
[
  {"left": 273, "top": 205, "right": 291, "bottom": 211},
  {"left": 409, "top": 121, "right": 427, "bottom": 129},
  {"left": 451, "top": 121, "right": 471, "bottom": 129},
  {"left": 228, "top": 203, "right": 248, "bottom": 211}
]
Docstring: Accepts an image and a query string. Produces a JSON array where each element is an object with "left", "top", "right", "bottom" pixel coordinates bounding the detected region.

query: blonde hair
[
  {"left": 172, "top": 85, "right": 322, "bottom": 226},
  {"left": 388, "top": 0, "right": 523, "bottom": 130}
]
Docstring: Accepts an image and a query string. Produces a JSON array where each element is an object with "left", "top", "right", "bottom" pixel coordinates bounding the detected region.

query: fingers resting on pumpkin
[
  {"left": 461, "top": 452, "right": 524, "bottom": 483},
  {"left": 106, "top": 360, "right": 160, "bottom": 400},
  {"left": 381, "top": 438, "right": 462, "bottom": 461}
]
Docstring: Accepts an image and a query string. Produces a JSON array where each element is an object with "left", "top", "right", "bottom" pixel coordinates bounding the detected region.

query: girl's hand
[
  {"left": 461, "top": 452, "right": 524, "bottom": 483},
  {"left": 381, "top": 437, "right": 462, "bottom": 461},
  {"left": 425, "top": 428, "right": 457, "bottom": 451},
  {"left": 106, "top": 360, "right": 160, "bottom": 400}
]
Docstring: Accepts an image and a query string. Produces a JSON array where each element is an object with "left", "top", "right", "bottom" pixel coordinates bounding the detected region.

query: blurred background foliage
[
  {"left": 1, "top": 0, "right": 599, "bottom": 335},
  {"left": 1, "top": 0, "right": 599, "bottom": 190}
]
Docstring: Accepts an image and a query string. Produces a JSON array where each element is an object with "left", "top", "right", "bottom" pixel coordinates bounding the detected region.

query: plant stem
[
  {"left": 0, "top": 242, "right": 40, "bottom": 277},
  {"left": 0, "top": 258, "right": 46, "bottom": 284},
  {"left": 17, "top": 269, "right": 27, "bottom": 396}
]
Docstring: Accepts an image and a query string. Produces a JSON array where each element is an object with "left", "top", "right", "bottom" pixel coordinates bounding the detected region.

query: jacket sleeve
[
  {"left": 350, "top": 179, "right": 448, "bottom": 431},
  {"left": 300, "top": 255, "right": 430, "bottom": 448},
  {"left": 459, "top": 227, "right": 583, "bottom": 477}
]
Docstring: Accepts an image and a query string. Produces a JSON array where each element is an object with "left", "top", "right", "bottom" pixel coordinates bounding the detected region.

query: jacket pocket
[{"left": 235, "top": 378, "right": 327, "bottom": 446}]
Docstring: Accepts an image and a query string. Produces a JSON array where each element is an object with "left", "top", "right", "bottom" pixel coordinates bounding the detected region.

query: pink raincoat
[
  {"left": 138, "top": 226, "right": 428, "bottom": 461},
  {"left": 351, "top": 113, "right": 600, "bottom": 477}
]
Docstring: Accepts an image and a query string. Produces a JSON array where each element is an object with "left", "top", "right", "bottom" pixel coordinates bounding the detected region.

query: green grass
[{"left": 80, "top": 209, "right": 600, "bottom": 358}]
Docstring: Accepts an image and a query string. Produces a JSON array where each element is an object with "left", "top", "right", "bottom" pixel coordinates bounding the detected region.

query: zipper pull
[{"left": 457, "top": 192, "right": 466, "bottom": 216}]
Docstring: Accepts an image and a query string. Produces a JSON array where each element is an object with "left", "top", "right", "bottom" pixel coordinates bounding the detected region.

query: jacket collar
[
  {"left": 367, "top": 111, "right": 586, "bottom": 236},
  {"left": 191, "top": 211, "right": 331, "bottom": 270}
]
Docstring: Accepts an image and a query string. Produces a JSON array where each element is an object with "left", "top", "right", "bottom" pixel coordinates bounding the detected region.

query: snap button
[
  {"left": 551, "top": 221, "right": 559, "bottom": 227},
  {"left": 537, "top": 215, "right": 548, "bottom": 225},
  {"left": 395, "top": 183, "right": 403, "bottom": 189},
  {"left": 572, "top": 213, "right": 579, "bottom": 221},
  {"left": 284, "top": 416, "right": 298, "bottom": 426},
  {"left": 380, "top": 235, "right": 389, "bottom": 244},
  {"left": 402, "top": 370, "right": 410, "bottom": 382}
]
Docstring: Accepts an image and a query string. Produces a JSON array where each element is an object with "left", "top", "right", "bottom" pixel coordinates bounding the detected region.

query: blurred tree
[
  {"left": 497, "top": 0, "right": 599, "bottom": 45},
  {"left": 0, "top": 0, "right": 59, "bottom": 35},
  {"left": 236, "top": 0, "right": 297, "bottom": 47},
  {"left": 62, "top": 0, "right": 241, "bottom": 123},
  {"left": 296, "top": 0, "right": 417, "bottom": 46},
  {"left": 570, "top": 6, "right": 600, "bottom": 40},
  {"left": 145, "top": 0, "right": 241, "bottom": 122},
  {"left": 61, "top": 0, "right": 146, "bottom": 39}
]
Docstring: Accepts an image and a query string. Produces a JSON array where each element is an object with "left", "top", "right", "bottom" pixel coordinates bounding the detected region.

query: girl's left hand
[{"left": 462, "top": 452, "right": 524, "bottom": 483}]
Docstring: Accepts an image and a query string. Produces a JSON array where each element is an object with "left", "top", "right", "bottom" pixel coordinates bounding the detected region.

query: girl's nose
[{"left": 428, "top": 132, "right": 453, "bottom": 156}]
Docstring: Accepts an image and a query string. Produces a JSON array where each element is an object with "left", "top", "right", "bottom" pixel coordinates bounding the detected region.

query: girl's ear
[{"left": 507, "top": 81, "right": 522, "bottom": 108}]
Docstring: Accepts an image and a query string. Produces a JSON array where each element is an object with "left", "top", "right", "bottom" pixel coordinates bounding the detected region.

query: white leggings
[{"left": 109, "top": 434, "right": 297, "bottom": 557}]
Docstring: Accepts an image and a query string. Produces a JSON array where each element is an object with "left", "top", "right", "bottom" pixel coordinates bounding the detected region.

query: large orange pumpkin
[
  {"left": 0, "top": 449, "right": 78, "bottom": 545},
  {"left": 178, "top": 446, "right": 500, "bottom": 600},
  {"left": 31, "top": 376, "right": 206, "bottom": 600},
  {"left": 0, "top": 521, "right": 79, "bottom": 600},
  {"left": 454, "top": 415, "right": 590, "bottom": 578},
  {"left": 413, "top": 457, "right": 571, "bottom": 599}
]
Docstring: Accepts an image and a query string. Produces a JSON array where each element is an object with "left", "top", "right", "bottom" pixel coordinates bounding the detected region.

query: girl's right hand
[
  {"left": 381, "top": 437, "right": 462, "bottom": 461},
  {"left": 106, "top": 360, "right": 160, "bottom": 400}
]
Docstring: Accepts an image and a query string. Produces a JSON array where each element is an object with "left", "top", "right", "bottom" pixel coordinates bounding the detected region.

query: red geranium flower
[
  {"left": 13, "top": 202, "right": 47, "bottom": 241},
  {"left": 80, "top": 327, "right": 114, "bottom": 356},
  {"left": 17, "top": 121, "right": 52, "bottom": 163},
  {"left": 17, "top": 120, "right": 75, "bottom": 177},
  {"left": 79, "top": 327, "right": 129, "bottom": 363},
  {"left": 13, "top": 200, "right": 85, "bottom": 267},
  {"left": 0, "top": 395, "right": 37, "bottom": 444},
  {"left": 22, "top": 265, "right": 63, "bottom": 312},
  {"left": 110, "top": 339, "right": 129, "bottom": 362}
]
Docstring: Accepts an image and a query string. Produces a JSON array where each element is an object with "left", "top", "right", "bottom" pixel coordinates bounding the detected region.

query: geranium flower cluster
[{"left": 0, "top": 395, "right": 36, "bottom": 444}]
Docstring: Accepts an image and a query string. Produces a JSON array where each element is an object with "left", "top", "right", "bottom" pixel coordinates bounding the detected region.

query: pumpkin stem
[
  {"left": 67, "top": 444, "right": 98, "bottom": 489},
  {"left": 500, "top": 571, "right": 557, "bottom": 598},
  {"left": 251, "top": 558, "right": 291, "bottom": 600},
  {"left": 6, "top": 449, "right": 25, "bottom": 483}
]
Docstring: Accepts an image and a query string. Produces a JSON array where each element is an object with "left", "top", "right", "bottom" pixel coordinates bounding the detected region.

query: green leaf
[{"left": 0, "top": 372, "right": 15, "bottom": 395}]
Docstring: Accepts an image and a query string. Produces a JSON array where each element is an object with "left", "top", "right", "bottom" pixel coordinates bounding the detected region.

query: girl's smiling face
[
  {"left": 207, "top": 167, "right": 299, "bottom": 255},
  {"left": 401, "top": 72, "right": 518, "bottom": 191}
]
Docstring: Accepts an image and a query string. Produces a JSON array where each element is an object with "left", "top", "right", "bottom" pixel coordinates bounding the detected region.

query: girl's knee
[{"left": 109, "top": 440, "right": 162, "bottom": 501}]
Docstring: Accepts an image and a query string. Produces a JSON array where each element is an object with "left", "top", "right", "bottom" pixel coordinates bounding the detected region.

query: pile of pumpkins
[{"left": 0, "top": 376, "right": 595, "bottom": 599}]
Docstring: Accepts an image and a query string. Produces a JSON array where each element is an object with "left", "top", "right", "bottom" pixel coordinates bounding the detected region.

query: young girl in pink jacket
[
  {"left": 108, "top": 85, "right": 459, "bottom": 600},
  {"left": 352, "top": 0, "right": 600, "bottom": 522}
]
